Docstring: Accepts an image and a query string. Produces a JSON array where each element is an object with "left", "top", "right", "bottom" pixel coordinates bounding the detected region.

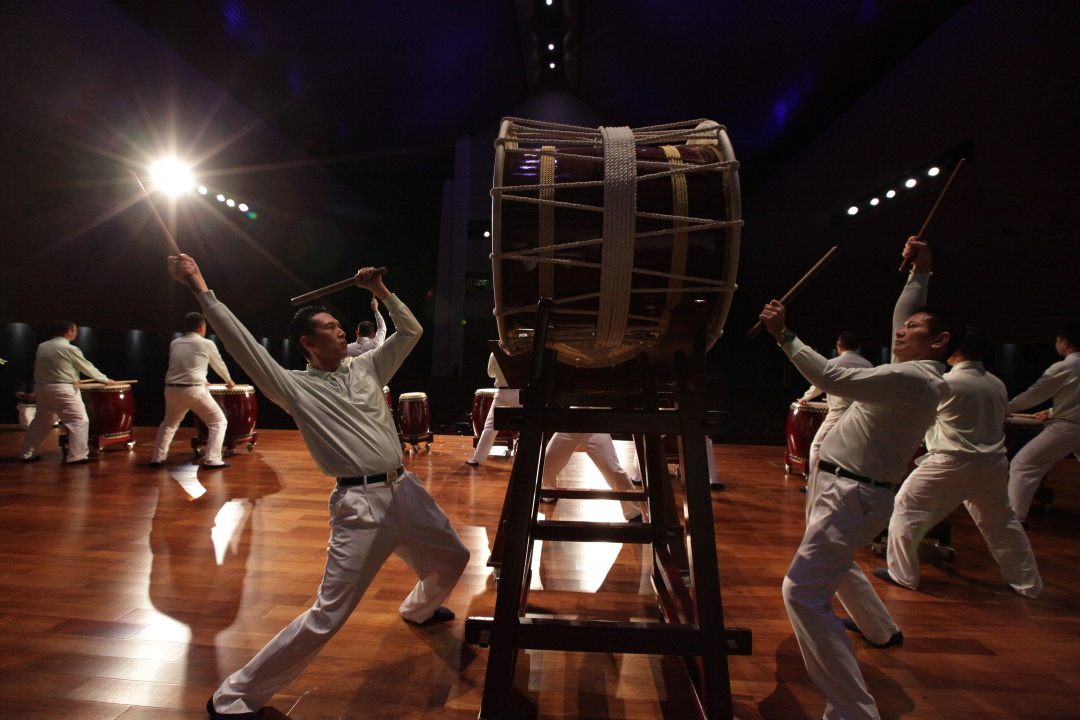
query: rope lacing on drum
[{"left": 595, "top": 126, "right": 636, "bottom": 349}]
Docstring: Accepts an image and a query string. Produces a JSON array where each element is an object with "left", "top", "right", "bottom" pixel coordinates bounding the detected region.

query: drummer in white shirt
[
  {"left": 19, "top": 320, "right": 115, "bottom": 464},
  {"left": 1006, "top": 324, "right": 1080, "bottom": 521},
  {"left": 798, "top": 330, "right": 874, "bottom": 507},
  {"left": 878, "top": 320, "right": 1041, "bottom": 598},
  {"left": 149, "top": 312, "right": 235, "bottom": 469},
  {"left": 758, "top": 236, "right": 962, "bottom": 720},
  {"left": 167, "top": 253, "right": 469, "bottom": 720},
  {"left": 466, "top": 352, "right": 520, "bottom": 466},
  {"left": 346, "top": 296, "right": 386, "bottom": 357}
]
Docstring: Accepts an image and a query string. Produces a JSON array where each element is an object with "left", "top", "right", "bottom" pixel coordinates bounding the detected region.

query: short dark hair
[
  {"left": 1058, "top": 323, "right": 1080, "bottom": 349},
  {"left": 356, "top": 320, "right": 375, "bottom": 338},
  {"left": 183, "top": 312, "right": 205, "bottom": 333},
  {"left": 917, "top": 307, "right": 966, "bottom": 358},
  {"left": 52, "top": 320, "right": 76, "bottom": 337},
  {"left": 836, "top": 330, "right": 861, "bottom": 351},
  {"left": 956, "top": 326, "right": 992, "bottom": 361},
  {"left": 291, "top": 305, "right": 329, "bottom": 359}
]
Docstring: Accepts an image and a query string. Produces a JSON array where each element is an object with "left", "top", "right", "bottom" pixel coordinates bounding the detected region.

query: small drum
[
  {"left": 784, "top": 401, "right": 828, "bottom": 477},
  {"left": 1004, "top": 414, "right": 1043, "bottom": 459},
  {"left": 492, "top": 117, "right": 742, "bottom": 368},
  {"left": 15, "top": 391, "right": 36, "bottom": 430},
  {"left": 398, "top": 391, "right": 433, "bottom": 451},
  {"left": 471, "top": 388, "right": 518, "bottom": 448},
  {"left": 383, "top": 386, "right": 393, "bottom": 410},
  {"left": 62, "top": 383, "right": 136, "bottom": 453},
  {"left": 192, "top": 384, "right": 259, "bottom": 455}
]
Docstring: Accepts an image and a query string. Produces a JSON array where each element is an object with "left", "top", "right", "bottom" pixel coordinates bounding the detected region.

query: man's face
[
  {"left": 302, "top": 312, "right": 348, "bottom": 364},
  {"left": 1055, "top": 336, "right": 1071, "bottom": 357},
  {"left": 894, "top": 312, "right": 947, "bottom": 362},
  {"left": 64, "top": 324, "right": 78, "bottom": 341}
]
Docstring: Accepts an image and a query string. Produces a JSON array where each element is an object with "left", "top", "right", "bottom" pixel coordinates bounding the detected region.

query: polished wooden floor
[{"left": 0, "top": 425, "right": 1078, "bottom": 720}]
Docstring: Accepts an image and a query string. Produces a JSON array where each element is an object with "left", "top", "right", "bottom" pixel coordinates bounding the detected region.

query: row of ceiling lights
[{"left": 846, "top": 165, "right": 943, "bottom": 216}]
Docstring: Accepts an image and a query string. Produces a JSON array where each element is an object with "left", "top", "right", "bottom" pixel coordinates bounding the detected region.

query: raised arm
[
  {"left": 891, "top": 237, "right": 932, "bottom": 360},
  {"left": 372, "top": 298, "right": 387, "bottom": 345},
  {"left": 353, "top": 271, "right": 421, "bottom": 386},
  {"left": 169, "top": 254, "right": 295, "bottom": 409}
]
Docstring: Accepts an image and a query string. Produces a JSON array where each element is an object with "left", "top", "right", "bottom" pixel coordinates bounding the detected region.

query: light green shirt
[
  {"left": 1008, "top": 352, "right": 1080, "bottom": 423},
  {"left": 33, "top": 336, "right": 108, "bottom": 384}
]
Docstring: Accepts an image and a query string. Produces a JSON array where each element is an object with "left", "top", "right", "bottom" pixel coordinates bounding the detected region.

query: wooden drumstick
[
  {"left": 130, "top": 171, "right": 182, "bottom": 256},
  {"left": 747, "top": 246, "right": 839, "bottom": 339},
  {"left": 290, "top": 267, "right": 389, "bottom": 306},
  {"left": 898, "top": 158, "right": 966, "bottom": 272}
]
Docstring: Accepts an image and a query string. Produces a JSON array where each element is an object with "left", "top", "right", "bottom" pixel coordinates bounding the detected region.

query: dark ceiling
[{"left": 113, "top": 0, "right": 968, "bottom": 195}]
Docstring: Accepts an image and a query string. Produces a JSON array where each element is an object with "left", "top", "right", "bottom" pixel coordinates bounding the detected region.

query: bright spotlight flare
[
  {"left": 897, "top": 158, "right": 967, "bottom": 273},
  {"left": 149, "top": 157, "right": 195, "bottom": 195},
  {"left": 290, "top": 267, "right": 390, "bottom": 306},
  {"left": 130, "top": 170, "right": 182, "bottom": 256}
]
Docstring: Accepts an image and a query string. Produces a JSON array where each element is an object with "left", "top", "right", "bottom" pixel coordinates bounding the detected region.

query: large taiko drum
[
  {"left": 471, "top": 388, "right": 518, "bottom": 448},
  {"left": 491, "top": 117, "right": 742, "bottom": 368},
  {"left": 192, "top": 384, "right": 259, "bottom": 455},
  {"left": 69, "top": 383, "right": 136, "bottom": 453},
  {"left": 398, "top": 391, "right": 433, "bottom": 451},
  {"left": 785, "top": 401, "right": 828, "bottom": 477}
]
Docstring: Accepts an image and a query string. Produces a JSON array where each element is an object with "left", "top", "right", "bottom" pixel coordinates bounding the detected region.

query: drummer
[
  {"left": 466, "top": 352, "right": 520, "bottom": 466},
  {"left": 346, "top": 296, "right": 386, "bottom": 357},
  {"left": 541, "top": 433, "right": 643, "bottom": 522},
  {"left": 167, "top": 253, "right": 469, "bottom": 719},
  {"left": 758, "top": 236, "right": 961, "bottom": 720},
  {"left": 19, "top": 320, "right": 115, "bottom": 465},
  {"left": 797, "top": 330, "right": 873, "bottom": 492},
  {"left": 1006, "top": 324, "right": 1080, "bottom": 521},
  {"left": 149, "top": 312, "right": 235, "bottom": 469}
]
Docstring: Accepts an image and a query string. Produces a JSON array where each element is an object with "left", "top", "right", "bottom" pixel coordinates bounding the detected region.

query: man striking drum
[
  {"left": 467, "top": 352, "right": 519, "bottom": 466},
  {"left": 167, "top": 254, "right": 470, "bottom": 719},
  {"left": 758, "top": 236, "right": 961, "bottom": 720},
  {"left": 19, "top": 321, "right": 115, "bottom": 464},
  {"left": 149, "top": 311, "right": 235, "bottom": 469}
]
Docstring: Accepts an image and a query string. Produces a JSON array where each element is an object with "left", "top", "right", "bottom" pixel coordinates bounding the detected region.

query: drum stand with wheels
[{"left": 465, "top": 300, "right": 750, "bottom": 720}]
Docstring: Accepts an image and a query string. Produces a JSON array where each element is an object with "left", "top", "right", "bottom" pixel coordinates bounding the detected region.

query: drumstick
[
  {"left": 76, "top": 379, "right": 139, "bottom": 385},
  {"left": 898, "top": 158, "right": 966, "bottom": 272},
  {"left": 747, "top": 246, "right": 839, "bottom": 339},
  {"left": 130, "top": 171, "right": 182, "bottom": 256},
  {"left": 290, "top": 268, "right": 389, "bottom": 306}
]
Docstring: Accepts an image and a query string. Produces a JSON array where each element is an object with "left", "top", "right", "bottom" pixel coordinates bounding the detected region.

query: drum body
[
  {"left": 1004, "top": 415, "right": 1043, "bottom": 459},
  {"left": 398, "top": 391, "right": 433, "bottom": 450},
  {"left": 784, "top": 401, "right": 828, "bottom": 477},
  {"left": 471, "top": 388, "right": 517, "bottom": 447},
  {"left": 492, "top": 118, "right": 741, "bottom": 368},
  {"left": 74, "top": 383, "right": 135, "bottom": 452},
  {"left": 193, "top": 384, "right": 259, "bottom": 454}
]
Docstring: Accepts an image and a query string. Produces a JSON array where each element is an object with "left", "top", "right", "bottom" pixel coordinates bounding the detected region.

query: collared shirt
[
  {"left": 346, "top": 311, "right": 386, "bottom": 357},
  {"left": 487, "top": 352, "right": 508, "bottom": 388},
  {"left": 799, "top": 349, "right": 874, "bottom": 411},
  {"left": 781, "top": 271, "right": 949, "bottom": 486},
  {"left": 33, "top": 336, "right": 107, "bottom": 384},
  {"left": 1008, "top": 351, "right": 1080, "bottom": 422},
  {"left": 164, "top": 332, "right": 233, "bottom": 385},
  {"left": 927, "top": 360, "right": 1007, "bottom": 455},
  {"left": 197, "top": 290, "right": 420, "bottom": 478}
]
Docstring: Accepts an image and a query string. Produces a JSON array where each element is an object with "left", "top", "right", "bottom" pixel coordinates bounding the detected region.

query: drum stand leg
[{"left": 469, "top": 300, "right": 748, "bottom": 720}]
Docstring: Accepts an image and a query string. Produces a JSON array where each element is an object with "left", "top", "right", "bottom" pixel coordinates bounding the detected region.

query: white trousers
[
  {"left": 543, "top": 432, "right": 642, "bottom": 520},
  {"left": 888, "top": 453, "right": 1042, "bottom": 597},
  {"left": 805, "top": 408, "right": 845, "bottom": 523},
  {"left": 21, "top": 383, "right": 90, "bottom": 462},
  {"left": 151, "top": 386, "right": 228, "bottom": 465},
  {"left": 1008, "top": 420, "right": 1080, "bottom": 521},
  {"left": 469, "top": 389, "right": 520, "bottom": 464},
  {"left": 212, "top": 472, "right": 470, "bottom": 715},
  {"left": 783, "top": 469, "right": 898, "bottom": 720}
]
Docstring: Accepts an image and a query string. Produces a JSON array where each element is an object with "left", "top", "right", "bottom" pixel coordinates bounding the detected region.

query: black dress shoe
[
  {"left": 65, "top": 458, "right": 94, "bottom": 465},
  {"left": 841, "top": 616, "right": 903, "bottom": 648},
  {"left": 148, "top": 461, "right": 164, "bottom": 468},
  {"left": 625, "top": 513, "right": 644, "bottom": 523},
  {"left": 406, "top": 605, "right": 456, "bottom": 626},
  {"left": 20, "top": 455, "right": 42, "bottom": 463},
  {"left": 206, "top": 697, "right": 262, "bottom": 719},
  {"left": 872, "top": 567, "right": 911, "bottom": 590},
  {"left": 465, "top": 459, "right": 480, "bottom": 467},
  {"left": 203, "top": 462, "right": 231, "bottom": 469}
]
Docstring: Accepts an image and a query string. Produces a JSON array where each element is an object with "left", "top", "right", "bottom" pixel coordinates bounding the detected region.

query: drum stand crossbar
[{"left": 465, "top": 300, "right": 750, "bottom": 720}]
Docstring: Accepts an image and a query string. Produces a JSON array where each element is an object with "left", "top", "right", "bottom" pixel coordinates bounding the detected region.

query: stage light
[
  {"left": 216, "top": 194, "right": 225, "bottom": 202},
  {"left": 149, "top": 157, "right": 194, "bottom": 195},
  {"left": 197, "top": 186, "right": 208, "bottom": 195},
  {"left": 870, "top": 197, "right": 880, "bottom": 206},
  {"left": 549, "top": 62, "right": 556, "bottom": 69},
  {"left": 483, "top": 230, "right": 491, "bottom": 238},
  {"left": 548, "top": 43, "right": 555, "bottom": 51},
  {"left": 226, "top": 198, "right": 236, "bottom": 207},
  {"left": 847, "top": 206, "right": 859, "bottom": 216},
  {"left": 886, "top": 189, "right": 896, "bottom": 198},
  {"left": 238, "top": 203, "right": 248, "bottom": 212},
  {"left": 545, "top": 0, "right": 553, "bottom": 5},
  {"left": 927, "top": 166, "right": 940, "bottom": 177},
  {"left": 905, "top": 178, "right": 917, "bottom": 188}
]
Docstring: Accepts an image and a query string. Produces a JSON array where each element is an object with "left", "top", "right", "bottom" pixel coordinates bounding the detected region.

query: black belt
[
  {"left": 338, "top": 466, "right": 405, "bottom": 487},
  {"left": 166, "top": 383, "right": 197, "bottom": 387},
  {"left": 818, "top": 460, "right": 891, "bottom": 488}
]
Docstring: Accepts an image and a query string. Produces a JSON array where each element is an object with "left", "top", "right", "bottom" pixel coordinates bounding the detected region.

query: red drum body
[
  {"left": 784, "top": 401, "right": 828, "bottom": 477},
  {"left": 73, "top": 383, "right": 136, "bottom": 452},
  {"left": 492, "top": 118, "right": 741, "bottom": 368},
  {"left": 193, "top": 384, "right": 259, "bottom": 454},
  {"left": 471, "top": 388, "right": 517, "bottom": 448},
  {"left": 398, "top": 391, "right": 433, "bottom": 451}
]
